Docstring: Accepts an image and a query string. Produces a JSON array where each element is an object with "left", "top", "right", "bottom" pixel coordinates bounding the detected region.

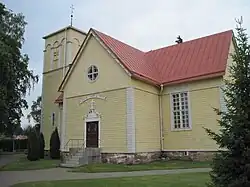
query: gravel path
[{"left": 0, "top": 167, "right": 211, "bottom": 187}]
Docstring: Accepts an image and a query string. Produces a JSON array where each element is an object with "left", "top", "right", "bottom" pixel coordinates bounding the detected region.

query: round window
[{"left": 87, "top": 65, "right": 98, "bottom": 81}]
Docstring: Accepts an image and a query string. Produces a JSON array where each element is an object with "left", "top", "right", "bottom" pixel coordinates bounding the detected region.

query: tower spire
[{"left": 70, "top": 4, "right": 74, "bottom": 26}]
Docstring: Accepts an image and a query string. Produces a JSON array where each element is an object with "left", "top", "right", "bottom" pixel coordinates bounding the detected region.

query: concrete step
[
  {"left": 65, "top": 159, "right": 79, "bottom": 164},
  {"left": 60, "top": 163, "right": 80, "bottom": 168},
  {"left": 69, "top": 156, "right": 80, "bottom": 161}
]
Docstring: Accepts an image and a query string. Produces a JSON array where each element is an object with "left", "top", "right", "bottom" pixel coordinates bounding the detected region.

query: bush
[
  {"left": 40, "top": 132, "right": 45, "bottom": 159},
  {"left": 27, "top": 129, "right": 40, "bottom": 161},
  {"left": 50, "top": 127, "right": 60, "bottom": 159}
]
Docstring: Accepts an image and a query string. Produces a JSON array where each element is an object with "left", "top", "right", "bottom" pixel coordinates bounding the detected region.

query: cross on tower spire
[{"left": 70, "top": 4, "right": 74, "bottom": 26}]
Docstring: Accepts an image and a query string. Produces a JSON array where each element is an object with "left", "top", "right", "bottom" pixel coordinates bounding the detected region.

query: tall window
[
  {"left": 51, "top": 112, "right": 55, "bottom": 126},
  {"left": 171, "top": 92, "right": 191, "bottom": 130}
]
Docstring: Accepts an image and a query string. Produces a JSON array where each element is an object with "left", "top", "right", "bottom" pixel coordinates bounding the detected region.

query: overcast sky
[{"left": 2, "top": 0, "right": 250, "bottom": 128}]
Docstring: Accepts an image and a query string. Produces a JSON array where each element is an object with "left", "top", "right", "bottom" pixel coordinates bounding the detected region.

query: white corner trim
[
  {"left": 187, "top": 91, "right": 192, "bottom": 129},
  {"left": 60, "top": 94, "right": 66, "bottom": 151},
  {"left": 219, "top": 85, "right": 227, "bottom": 113},
  {"left": 126, "top": 87, "right": 136, "bottom": 153}
]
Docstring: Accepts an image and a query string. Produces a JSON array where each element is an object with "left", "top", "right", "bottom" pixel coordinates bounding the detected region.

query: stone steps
[
  {"left": 60, "top": 148, "right": 102, "bottom": 168},
  {"left": 60, "top": 163, "right": 81, "bottom": 168}
]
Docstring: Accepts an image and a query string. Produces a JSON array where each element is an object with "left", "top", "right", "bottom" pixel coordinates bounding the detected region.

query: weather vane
[{"left": 70, "top": 4, "right": 74, "bottom": 26}]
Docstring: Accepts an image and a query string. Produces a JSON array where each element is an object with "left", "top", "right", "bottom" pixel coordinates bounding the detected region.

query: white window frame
[
  {"left": 170, "top": 91, "right": 192, "bottom": 131},
  {"left": 87, "top": 65, "right": 99, "bottom": 82}
]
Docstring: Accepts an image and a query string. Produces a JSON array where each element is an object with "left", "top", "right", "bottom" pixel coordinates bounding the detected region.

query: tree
[
  {"left": 205, "top": 17, "right": 250, "bottom": 187},
  {"left": 50, "top": 127, "right": 60, "bottom": 159},
  {"left": 22, "top": 125, "right": 33, "bottom": 136},
  {"left": 0, "top": 2, "right": 38, "bottom": 136},
  {"left": 27, "top": 96, "right": 41, "bottom": 124},
  {"left": 27, "top": 128, "right": 40, "bottom": 161}
]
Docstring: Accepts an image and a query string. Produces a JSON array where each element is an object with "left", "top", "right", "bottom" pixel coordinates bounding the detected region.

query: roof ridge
[{"left": 146, "top": 29, "right": 233, "bottom": 53}]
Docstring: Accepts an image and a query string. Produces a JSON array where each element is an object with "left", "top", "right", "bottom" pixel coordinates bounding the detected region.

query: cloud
[{"left": 2, "top": 0, "right": 250, "bottom": 127}]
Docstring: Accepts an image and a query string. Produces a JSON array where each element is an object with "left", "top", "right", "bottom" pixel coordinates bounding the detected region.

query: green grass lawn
[
  {"left": 11, "top": 172, "right": 210, "bottom": 187},
  {"left": 71, "top": 160, "right": 211, "bottom": 173},
  {"left": 0, "top": 155, "right": 60, "bottom": 171}
]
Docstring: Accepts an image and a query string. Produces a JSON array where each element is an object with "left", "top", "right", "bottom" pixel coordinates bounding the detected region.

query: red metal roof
[{"left": 93, "top": 29, "right": 233, "bottom": 85}]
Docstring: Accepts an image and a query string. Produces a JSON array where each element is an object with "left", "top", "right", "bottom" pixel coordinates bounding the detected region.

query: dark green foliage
[
  {"left": 23, "top": 125, "right": 33, "bottom": 136},
  {"left": 40, "top": 132, "right": 45, "bottom": 159},
  {"left": 0, "top": 2, "right": 38, "bottom": 135},
  {"left": 205, "top": 17, "right": 250, "bottom": 187},
  {"left": 27, "top": 96, "right": 41, "bottom": 124},
  {"left": 50, "top": 127, "right": 60, "bottom": 159},
  {"left": 27, "top": 128, "right": 40, "bottom": 161}
]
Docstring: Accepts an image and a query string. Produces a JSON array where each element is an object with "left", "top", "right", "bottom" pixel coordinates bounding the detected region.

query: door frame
[{"left": 84, "top": 117, "right": 100, "bottom": 148}]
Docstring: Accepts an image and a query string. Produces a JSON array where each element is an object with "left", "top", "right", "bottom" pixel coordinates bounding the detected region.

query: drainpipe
[{"left": 159, "top": 84, "right": 164, "bottom": 152}]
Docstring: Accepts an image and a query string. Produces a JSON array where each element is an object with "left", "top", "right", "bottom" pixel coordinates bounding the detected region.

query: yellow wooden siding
[
  {"left": 163, "top": 78, "right": 221, "bottom": 150},
  {"left": 134, "top": 89, "right": 160, "bottom": 152},
  {"left": 131, "top": 78, "right": 159, "bottom": 94},
  {"left": 65, "top": 89, "right": 127, "bottom": 153},
  {"left": 63, "top": 35, "right": 131, "bottom": 97},
  {"left": 43, "top": 29, "right": 86, "bottom": 73},
  {"left": 42, "top": 69, "right": 63, "bottom": 149}
]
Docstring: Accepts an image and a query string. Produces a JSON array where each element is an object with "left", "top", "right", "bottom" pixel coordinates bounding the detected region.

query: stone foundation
[
  {"left": 60, "top": 150, "right": 217, "bottom": 165},
  {"left": 101, "top": 152, "right": 161, "bottom": 164},
  {"left": 162, "top": 151, "right": 217, "bottom": 161},
  {"left": 60, "top": 151, "right": 70, "bottom": 163}
]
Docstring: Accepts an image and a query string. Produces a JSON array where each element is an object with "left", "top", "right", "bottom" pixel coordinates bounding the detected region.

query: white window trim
[
  {"left": 84, "top": 117, "right": 101, "bottom": 149},
  {"left": 87, "top": 65, "right": 99, "bottom": 83},
  {"left": 170, "top": 91, "right": 192, "bottom": 131}
]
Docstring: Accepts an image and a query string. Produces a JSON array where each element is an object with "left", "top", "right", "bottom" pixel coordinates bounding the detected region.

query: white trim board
[
  {"left": 60, "top": 93, "right": 67, "bottom": 151},
  {"left": 126, "top": 87, "right": 136, "bottom": 153}
]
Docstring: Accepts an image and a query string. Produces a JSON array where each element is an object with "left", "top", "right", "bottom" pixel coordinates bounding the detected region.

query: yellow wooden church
[{"left": 41, "top": 25, "right": 234, "bottom": 164}]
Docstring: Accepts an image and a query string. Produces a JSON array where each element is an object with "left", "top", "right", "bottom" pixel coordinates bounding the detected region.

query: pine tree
[
  {"left": 50, "top": 127, "right": 60, "bottom": 159},
  {"left": 205, "top": 17, "right": 250, "bottom": 187},
  {"left": 27, "top": 128, "right": 40, "bottom": 161}
]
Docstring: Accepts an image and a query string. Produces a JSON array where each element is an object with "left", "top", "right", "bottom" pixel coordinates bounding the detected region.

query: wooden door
[{"left": 86, "top": 121, "right": 99, "bottom": 148}]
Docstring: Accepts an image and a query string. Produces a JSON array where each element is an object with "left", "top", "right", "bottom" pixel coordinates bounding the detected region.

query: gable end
[{"left": 58, "top": 29, "right": 132, "bottom": 92}]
